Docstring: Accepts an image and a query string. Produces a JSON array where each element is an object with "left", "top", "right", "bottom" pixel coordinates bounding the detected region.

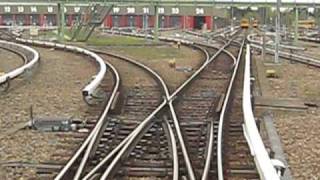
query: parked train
[
  {"left": 298, "top": 20, "right": 315, "bottom": 29},
  {"left": 240, "top": 18, "right": 259, "bottom": 29},
  {"left": 240, "top": 19, "right": 250, "bottom": 28}
]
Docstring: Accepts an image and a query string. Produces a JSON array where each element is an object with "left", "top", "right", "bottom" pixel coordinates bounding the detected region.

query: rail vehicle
[
  {"left": 298, "top": 20, "right": 315, "bottom": 29},
  {"left": 240, "top": 18, "right": 250, "bottom": 29}
]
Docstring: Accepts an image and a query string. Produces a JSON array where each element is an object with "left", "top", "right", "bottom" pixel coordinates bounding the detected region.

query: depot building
[{"left": 0, "top": 3, "right": 226, "bottom": 30}]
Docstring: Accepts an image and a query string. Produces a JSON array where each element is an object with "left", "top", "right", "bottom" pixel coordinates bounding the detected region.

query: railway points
[{"left": 1, "top": 1, "right": 320, "bottom": 180}]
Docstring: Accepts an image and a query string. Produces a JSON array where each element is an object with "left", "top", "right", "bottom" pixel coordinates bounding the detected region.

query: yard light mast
[
  {"left": 275, "top": 0, "right": 281, "bottom": 63},
  {"left": 231, "top": 0, "right": 234, "bottom": 31},
  {"left": 57, "top": 2, "right": 65, "bottom": 42},
  {"left": 294, "top": 6, "right": 299, "bottom": 43},
  {"left": 154, "top": 5, "right": 159, "bottom": 41}
]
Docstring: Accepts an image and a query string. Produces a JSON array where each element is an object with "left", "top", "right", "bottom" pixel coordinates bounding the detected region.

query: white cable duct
[
  {"left": 247, "top": 33, "right": 306, "bottom": 51},
  {"left": 0, "top": 39, "right": 39, "bottom": 84},
  {"left": 15, "top": 38, "right": 106, "bottom": 97},
  {"left": 243, "top": 44, "right": 280, "bottom": 180}
]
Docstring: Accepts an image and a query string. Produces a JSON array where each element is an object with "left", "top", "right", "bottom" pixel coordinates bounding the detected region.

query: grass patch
[
  {"left": 38, "top": 30, "right": 56, "bottom": 37},
  {"left": 38, "top": 29, "right": 72, "bottom": 40},
  {"left": 87, "top": 35, "right": 148, "bottom": 46},
  {"left": 39, "top": 30, "right": 148, "bottom": 45},
  {"left": 110, "top": 46, "right": 190, "bottom": 60}
]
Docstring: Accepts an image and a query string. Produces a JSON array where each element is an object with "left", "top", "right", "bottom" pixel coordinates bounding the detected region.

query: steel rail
[
  {"left": 72, "top": 49, "right": 171, "bottom": 179},
  {"left": 85, "top": 39, "right": 221, "bottom": 179},
  {"left": 249, "top": 42, "right": 320, "bottom": 67},
  {"left": 112, "top": 31, "right": 239, "bottom": 180},
  {"left": 165, "top": 40, "right": 235, "bottom": 180},
  {"left": 0, "top": 39, "right": 39, "bottom": 85},
  {"left": 102, "top": 52, "right": 170, "bottom": 98},
  {"left": 173, "top": 28, "right": 240, "bottom": 64},
  {"left": 89, "top": 41, "right": 228, "bottom": 178},
  {"left": 0, "top": 45, "right": 28, "bottom": 65},
  {"left": 79, "top": 30, "right": 235, "bottom": 180},
  {"left": 201, "top": 37, "right": 244, "bottom": 180},
  {"left": 169, "top": 39, "right": 233, "bottom": 99},
  {"left": 216, "top": 38, "right": 245, "bottom": 180},
  {"left": 166, "top": 39, "right": 234, "bottom": 180},
  {"left": 99, "top": 43, "right": 212, "bottom": 179},
  {"left": 247, "top": 33, "right": 306, "bottom": 51},
  {"left": 83, "top": 46, "right": 209, "bottom": 180},
  {"left": 298, "top": 36, "right": 320, "bottom": 42},
  {"left": 11, "top": 37, "right": 120, "bottom": 180},
  {"left": 82, "top": 50, "right": 179, "bottom": 180},
  {"left": 100, "top": 100, "right": 167, "bottom": 179},
  {"left": 193, "top": 41, "right": 237, "bottom": 66},
  {"left": 165, "top": 118, "right": 178, "bottom": 180},
  {"left": 247, "top": 33, "right": 320, "bottom": 67},
  {"left": 91, "top": 30, "right": 218, "bottom": 180},
  {"left": 72, "top": 63, "right": 119, "bottom": 180},
  {"left": 183, "top": 27, "right": 240, "bottom": 39},
  {"left": 55, "top": 57, "right": 120, "bottom": 180},
  {"left": 93, "top": 49, "right": 207, "bottom": 180},
  {"left": 169, "top": 37, "right": 236, "bottom": 180}
]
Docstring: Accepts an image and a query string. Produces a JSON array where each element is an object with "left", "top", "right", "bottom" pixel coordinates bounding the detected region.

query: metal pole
[
  {"left": 317, "top": 8, "right": 320, "bottom": 33},
  {"left": 264, "top": 7, "right": 267, "bottom": 26},
  {"left": 154, "top": 5, "right": 159, "bottom": 41},
  {"left": 231, "top": 2, "right": 234, "bottom": 30},
  {"left": 294, "top": 7, "right": 299, "bottom": 43},
  {"left": 216, "top": 17, "right": 218, "bottom": 30},
  {"left": 262, "top": 31, "right": 266, "bottom": 61},
  {"left": 144, "top": 15, "right": 148, "bottom": 40},
  {"left": 211, "top": 0, "right": 214, "bottom": 31},
  {"left": 275, "top": 0, "right": 281, "bottom": 64},
  {"left": 58, "top": 2, "right": 65, "bottom": 42}
]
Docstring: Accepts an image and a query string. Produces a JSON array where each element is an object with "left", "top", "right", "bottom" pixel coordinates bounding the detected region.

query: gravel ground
[
  {"left": 272, "top": 110, "right": 320, "bottom": 179},
  {"left": 254, "top": 53, "right": 320, "bottom": 99},
  {"left": 254, "top": 51, "right": 320, "bottom": 180},
  {"left": 0, "top": 48, "right": 24, "bottom": 73},
  {"left": 101, "top": 55, "right": 156, "bottom": 88},
  {"left": 0, "top": 47, "right": 96, "bottom": 179}
]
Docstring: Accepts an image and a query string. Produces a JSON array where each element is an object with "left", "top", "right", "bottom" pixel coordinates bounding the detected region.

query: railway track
[
  {"left": 53, "top": 39, "right": 203, "bottom": 180},
  {"left": 170, "top": 33, "right": 259, "bottom": 180},
  {"left": 247, "top": 32, "right": 320, "bottom": 67},
  {"left": 43, "top": 32, "right": 214, "bottom": 179},
  {"left": 218, "top": 37, "right": 259, "bottom": 180},
  {"left": 52, "top": 55, "right": 120, "bottom": 180},
  {"left": 53, "top": 46, "right": 178, "bottom": 180},
  {"left": 98, "top": 52, "right": 177, "bottom": 180},
  {"left": 71, "top": 33, "right": 250, "bottom": 180},
  {"left": 1, "top": 37, "right": 118, "bottom": 179},
  {"left": 176, "top": 49, "right": 234, "bottom": 178},
  {"left": 6, "top": 29, "right": 282, "bottom": 180}
]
